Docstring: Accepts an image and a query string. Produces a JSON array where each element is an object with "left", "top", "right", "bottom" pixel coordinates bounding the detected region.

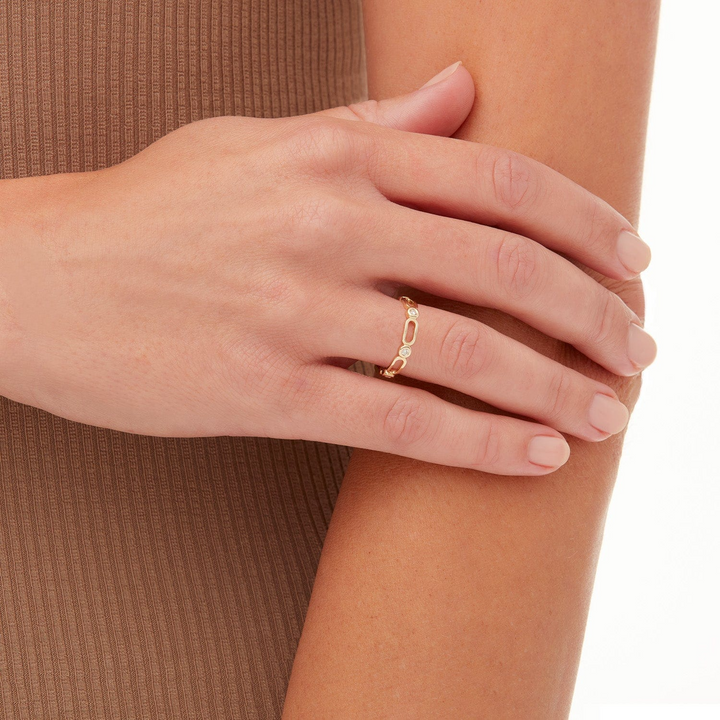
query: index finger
[{"left": 353, "top": 123, "right": 651, "bottom": 282}]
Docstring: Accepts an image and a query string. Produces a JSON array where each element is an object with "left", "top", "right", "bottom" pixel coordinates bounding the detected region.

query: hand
[{"left": 0, "top": 63, "right": 656, "bottom": 476}]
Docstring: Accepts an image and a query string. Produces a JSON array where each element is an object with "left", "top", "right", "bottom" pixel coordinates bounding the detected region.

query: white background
[{"left": 569, "top": 1, "right": 720, "bottom": 717}]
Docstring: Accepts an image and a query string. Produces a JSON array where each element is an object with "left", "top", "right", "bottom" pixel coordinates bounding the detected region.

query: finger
[
  {"left": 316, "top": 61, "right": 476, "bottom": 138},
  {"left": 299, "top": 363, "right": 571, "bottom": 477},
  {"left": 327, "top": 293, "right": 629, "bottom": 443},
  {"left": 360, "top": 204, "right": 656, "bottom": 377},
  {"left": 347, "top": 120, "right": 652, "bottom": 282}
]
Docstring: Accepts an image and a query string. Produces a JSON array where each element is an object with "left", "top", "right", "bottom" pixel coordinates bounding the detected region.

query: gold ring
[{"left": 378, "top": 295, "right": 419, "bottom": 378}]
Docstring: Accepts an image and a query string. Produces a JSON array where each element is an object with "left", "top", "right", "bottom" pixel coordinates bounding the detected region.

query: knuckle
[
  {"left": 273, "top": 191, "right": 356, "bottom": 263},
  {"left": 473, "top": 420, "right": 503, "bottom": 470},
  {"left": 296, "top": 117, "right": 347, "bottom": 151},
  {"left": 586, "top": 291, "right": 618, "bottom": 347},
  {"left": 284, "top": 117, "right": 368, "bottom": 176},
  {"left": 381, "top": 393, "right": 434, "bottom": 448},
  {"left": 439, "top": 319, "right": 492, "bottom": 382},
  {"left": 345, "top": 99, "right": 380, "bottom": 123},
  {"left": 491, "top": 233, "right": 541, "bottom": 300},
  {"left": 487, "top": 148, "right": 539, "bottom": 212},
  {"left": 545, "top": 367, "right": 575, "bottom": 423}
]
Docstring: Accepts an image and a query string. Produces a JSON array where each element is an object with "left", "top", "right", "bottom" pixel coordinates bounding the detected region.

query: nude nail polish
[
  {"left": 617, "top": 230, "right": 652, "bottom": 275},
  {"left": 528, "top": 435, "right": 570, "bottom": 468},
  {"left": 420, "top": 61, "right": 463, "bottom": 88},
  {"left": 588, "top": 393, "right": 629, "bottom": 435},
  {"left": 627, "top": 322, "right": 658, "bottom": 371}
]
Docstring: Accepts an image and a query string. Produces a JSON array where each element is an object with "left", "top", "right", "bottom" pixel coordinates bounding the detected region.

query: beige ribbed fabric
[{"left": 0, "top": 2, "right": 369, "bottom": 718}]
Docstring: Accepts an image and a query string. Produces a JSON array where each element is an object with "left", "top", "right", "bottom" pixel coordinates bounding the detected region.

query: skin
[
  {"left": 282, "top": 1, "right": 660, "bottom": 718},
  {"left": 0, "top": 68, "right": 651, "bottom": 476}
]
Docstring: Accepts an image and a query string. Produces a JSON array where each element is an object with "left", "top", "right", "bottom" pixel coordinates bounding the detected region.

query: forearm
[{"left": 283, "top": 2, "right": 659, "bottom": 717}]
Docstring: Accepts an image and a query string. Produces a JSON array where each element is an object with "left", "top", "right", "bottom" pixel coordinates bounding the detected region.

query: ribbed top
[
  {"left": 0, "top": 0, "right": 366, "bottom": 177},
  {"left": 0, "top": 2, "right": 369, "bottom": 718}
]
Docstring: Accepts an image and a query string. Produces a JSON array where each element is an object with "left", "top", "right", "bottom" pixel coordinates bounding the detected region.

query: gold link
[
  {"left": 379, "top": 356, "right": 407, "bottom": 378},
  {"left": 377, "top": 296, "right": 419, "bottom": 379},
  {"left": 402, "top": 318, "right": 418, "bottom": 345}
]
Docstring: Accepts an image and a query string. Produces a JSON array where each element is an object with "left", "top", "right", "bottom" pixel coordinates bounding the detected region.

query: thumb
[{"left": 316, "top": 61, "right": 475, "bottom": 137}]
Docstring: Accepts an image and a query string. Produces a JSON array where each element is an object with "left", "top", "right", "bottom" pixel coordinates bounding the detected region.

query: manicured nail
[
  {"left": 528, "top": 435, "right": 570, "bottom": 468},
  {"left": 588, "top": 393, "right": 629, "bottom": 435},
  {"left": 617, "top": 230, "right": 652, "bottom": 276},
  {"left": 627, "top": 322, "right": 658, "bottom": 371},
  {"left": 420, "top": 61, "right": 463, "bottom": 89}
]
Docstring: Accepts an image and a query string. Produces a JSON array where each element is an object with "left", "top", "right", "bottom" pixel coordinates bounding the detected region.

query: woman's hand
[{"left": 0, "top": 64, "right": 656, "bottom": 476}]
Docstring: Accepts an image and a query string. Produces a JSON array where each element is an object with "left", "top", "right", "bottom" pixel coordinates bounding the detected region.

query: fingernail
[
  {"left": 617, "top": 230, "right": 652, "bottom": 275},
  {"left": 588, "top": 393, "right": 629, "bottom": 435},
  {"left": 528, "top": 435, "right": 570, "bottom": 468},
  {"left": 420, "top": 61, "right": 463, "bottom": 89},
  {"left": 627, "top": 322, "right": 658, "bottom": 371}
]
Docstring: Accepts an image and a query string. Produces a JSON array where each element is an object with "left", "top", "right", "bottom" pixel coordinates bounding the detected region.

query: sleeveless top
[{"left": 0, "top": 2, "right": 369, "bottom": 718}]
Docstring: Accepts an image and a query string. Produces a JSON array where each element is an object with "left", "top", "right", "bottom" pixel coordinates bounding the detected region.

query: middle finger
[{"left": 362, "top": 202, "right": 656, "bottom": 377}]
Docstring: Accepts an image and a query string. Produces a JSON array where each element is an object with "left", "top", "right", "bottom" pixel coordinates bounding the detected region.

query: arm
[{"left": 282, "top": 1, "right": 660, "bottom": 717}]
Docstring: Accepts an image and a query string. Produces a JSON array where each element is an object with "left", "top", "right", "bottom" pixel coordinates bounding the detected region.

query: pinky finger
[{"left": 301, "top": 364, "right": 571, "bottom": 476}]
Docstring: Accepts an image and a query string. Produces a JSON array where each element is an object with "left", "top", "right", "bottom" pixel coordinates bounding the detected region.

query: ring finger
[{"left": 326, "top": 290, "right": 630, "bottom": 442}]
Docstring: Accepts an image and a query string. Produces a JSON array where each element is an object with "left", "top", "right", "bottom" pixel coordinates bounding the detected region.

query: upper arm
[{"left": 362, "top": 0, "right": 660, "bottom": 226}]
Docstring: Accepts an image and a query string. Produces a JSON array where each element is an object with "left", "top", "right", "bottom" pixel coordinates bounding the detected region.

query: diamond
[
  {"left": 399, "top": 346, "right": 411, "bottom": 358},
  {"left": 408, "top": 307, "right": 419, "bottom": 317}
]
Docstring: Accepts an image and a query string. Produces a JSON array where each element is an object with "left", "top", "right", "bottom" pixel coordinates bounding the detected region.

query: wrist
[{"left": 0, "top": 171, "right": 91, "bottom": 393}]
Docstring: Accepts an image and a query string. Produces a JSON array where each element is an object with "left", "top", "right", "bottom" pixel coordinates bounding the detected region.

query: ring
[{"left": 378, "top": 295, "right": 419, "bottom": 378}]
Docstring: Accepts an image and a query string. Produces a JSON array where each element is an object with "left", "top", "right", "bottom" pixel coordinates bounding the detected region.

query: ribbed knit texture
[{"left": 0, "top": 2, "right": 369, "bottom": 718}]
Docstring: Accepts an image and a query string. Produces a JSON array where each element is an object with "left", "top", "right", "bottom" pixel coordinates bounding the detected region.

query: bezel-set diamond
[
  {"left": 408, "top": 307, "right": 419, "bottom": 317},
  {"left": 399, "top": 346, "right": 411, "bottom": 358}
]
